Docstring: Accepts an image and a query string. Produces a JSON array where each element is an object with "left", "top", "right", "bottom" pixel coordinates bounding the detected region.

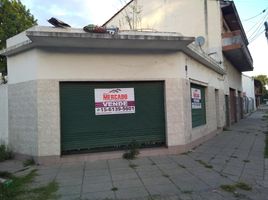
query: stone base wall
[
  {"left": 0, "top": 85, "right": 8, "bottom": 144},
  {"left": 8, "top": 81, "right": 38, "bottom": 156}
]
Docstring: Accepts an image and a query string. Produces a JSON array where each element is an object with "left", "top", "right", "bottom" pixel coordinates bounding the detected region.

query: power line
[
  {"left": 243, "top": 7, "right": 268, "bottom": 21},
  {"left": 249, "top": 30, "right": 265, "bottom": 43},
  {"left": 247, "top": 12, "right": 268, "bottom": 39}
]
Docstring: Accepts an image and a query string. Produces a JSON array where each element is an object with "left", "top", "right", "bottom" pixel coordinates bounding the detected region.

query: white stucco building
[
  {"left": 0, "top": 0, "right": 253, "bottom": 163},
  {"left": 242, "top": 74, "right": 256, "bottom": 114}
]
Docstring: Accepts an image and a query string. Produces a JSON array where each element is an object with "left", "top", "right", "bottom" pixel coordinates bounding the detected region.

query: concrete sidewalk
[{"left": 1, "top": 109, "right": 268, "bottom": 200}]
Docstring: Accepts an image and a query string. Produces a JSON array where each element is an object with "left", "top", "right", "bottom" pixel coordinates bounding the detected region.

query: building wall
[
  {"left": 8, "top": 81, "right": 38, "bottom": 156},
  {"left": 7, "top": 48, "right": 224, "bottom": 157},
  {"left": 242, "top": 74, "right": 256, "bottom": 113},
  {"left": 7, "top": 49, "right": 38, "bottom": 84},
  {"left": 223, "top": 56, "right": 242, "bottom": 94},
  {"left": 107, "top": 0, "right": 223, "bottom": 66},
  {"left": 0, "top": 85, "right": 8, "bottom": 144}
]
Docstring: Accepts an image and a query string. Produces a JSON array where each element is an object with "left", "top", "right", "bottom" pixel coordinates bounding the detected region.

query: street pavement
[{"left": 1, "top": 108, "right": 268, "bottom": 200}]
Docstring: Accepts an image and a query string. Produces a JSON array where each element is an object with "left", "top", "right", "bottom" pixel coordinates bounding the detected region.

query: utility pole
[{"left": 265, "top": 22, "right": 268, "bottom": 42}]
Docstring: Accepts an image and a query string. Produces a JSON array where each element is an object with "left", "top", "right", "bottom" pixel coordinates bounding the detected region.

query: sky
[{"left": 20, "top": 0, "right": 268, "bottom": 77}]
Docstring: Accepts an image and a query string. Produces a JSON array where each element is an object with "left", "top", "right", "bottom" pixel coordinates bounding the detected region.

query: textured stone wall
[
  {"left": 8, "top": 81, "right": 38, "bottom": 156},
  {"left": 165, "top": 78, "right": 186, "bottom": 146},
  {"left": 0, "top": 85, "right": 8, "bottom": 144},
  {"left": 37, "top": 80, "right": 60, "bottom": 156}
]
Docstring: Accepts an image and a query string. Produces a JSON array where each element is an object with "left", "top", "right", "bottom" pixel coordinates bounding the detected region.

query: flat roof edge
[{"left": 183, "top": 44, "right": 226, "bottom": 75}]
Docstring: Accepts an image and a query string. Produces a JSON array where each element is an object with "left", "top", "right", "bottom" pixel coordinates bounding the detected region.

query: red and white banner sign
[
  {"left": 191, "top": 88, "right": 202, "bottom": 109},
  {"left": 94, "top": 88, "right": 135, "bottom": 115}
]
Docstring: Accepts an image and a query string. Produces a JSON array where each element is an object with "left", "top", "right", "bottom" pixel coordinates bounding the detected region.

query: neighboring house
[
  {"left": 254, "top": 79, "right": 263, "bottom": 108},
  {"left": 242, "top": 74, "right": 256, "bottom": 115},
  {"left": 0, "top": 0, "right": 253, "bottom": 163}
]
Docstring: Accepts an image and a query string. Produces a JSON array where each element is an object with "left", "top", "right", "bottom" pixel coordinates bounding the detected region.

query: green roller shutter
[
  {"left": 191, "top": 83, "right": 206, "bottom": 128},
  {"left": 60, "top": 81, "right": 165, "bottom": 153}
]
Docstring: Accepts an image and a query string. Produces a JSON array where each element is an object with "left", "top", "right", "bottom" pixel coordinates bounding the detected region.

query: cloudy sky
[{"left": 20, "top": 0, "right": 268, "bottom": 76}]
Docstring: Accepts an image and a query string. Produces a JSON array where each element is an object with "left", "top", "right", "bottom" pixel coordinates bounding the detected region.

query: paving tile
[
  {"left": 82, "top": 181, "right": 113, "bottom": 193},
  {"left": 129, "top": 157, "right": 153, "bottom": 166},
  {"left": 83, "top": 175, "right": 111, "bottom": 184},
  {"left": 57, "top": 185, "right": 81, "bottom": 196},
  {"left": 59, "top": 194, "right": 80, "bottom": 200},
  {"left": 56, "top": 176, "right": 83, "bottom": 186},
  {"left": 113, "top": 178, "right": 144, "bottom": 189},
  {"left": 115, "top": 187, "right": 149, "bottom": 199},
  {"left": 81, "top": 190, "right": 115, "bottom": 200},
  {"left": 142, "top": 177, "right": 171, "bottom": 186},
  {"left": 146, "top": 183, "right": 180, "bottom": 196},
  {"left": 108, "top": 159, "right": 130, "bottom": 169},
  {"left": 136, "top": 169, "right": 163, "bottom": 178},
  {"left": 84, "top": 169, "right": 109, "bottom": 177},
  {"left": 85, "top": 160, "right": 108, "bottom": 171},
  {"left": 171, "top": 176, "right": 210, "bottom": 192},
  {"left": 34, "top": 174, "right": 56, "bottom": 183},
  {"left": 37, "top": 167, "right": 59, "bottom": 176},
  {"left": 157, "top": 163, "right": 181, "bottom": 170},
  {"left": 150, "top": 156, "right": 173, "bottom": 164},
  {"left": 110, "top": 167, "right": 135, "bottom": 175}
]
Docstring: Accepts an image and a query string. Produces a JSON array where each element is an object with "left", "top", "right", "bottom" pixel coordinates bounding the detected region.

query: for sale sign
[
  {"left": 94, "top": 88, "right": 135, "bottom": 115},
  {"left": 191, "top": 88, "right": 202, "bottom": 109}
]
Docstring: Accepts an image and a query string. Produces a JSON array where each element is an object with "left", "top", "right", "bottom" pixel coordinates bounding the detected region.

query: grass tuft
[
  {"left": 23, "top": 158, "right": 36, "bottom": 167},
  {"left": 235, "top": 182, "right": 252, "bottom": 191},
  {"left": 111, "top": 187, "right": 118, "bottom": 191},
  {"left": 220, "top": 184, "right": 236, "bottom": 193},
  {"left": 178, "top": 164, "right": 186, "bottom": 169},
  {"left": 0, "top": 144, "right": 14, "bottom": 162},
  {"left": 162, "top": 174, "right": 170, "bottom": 178},
  {"left": 122, "top": 140, "right": 140, "bottom": 160},
  {"left": 265, "top": 134, "right": 268, "bottom": 158},
  {"left": 129, "top": 164, "right": 138, "bottom": 169},
  {"left": 195, "top": 160, "right": 213, "bottom": 169},
  {"left": 0, "top": 169, "right": 59, "bottom": 200}
]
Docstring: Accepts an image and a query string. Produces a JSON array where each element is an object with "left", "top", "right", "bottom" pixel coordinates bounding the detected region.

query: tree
[
  {"left": 254, "top": 75, "right": 268, "bottom": 95},
  {"left": 0, "top": 0, "right": 37, "bottom": 74}
]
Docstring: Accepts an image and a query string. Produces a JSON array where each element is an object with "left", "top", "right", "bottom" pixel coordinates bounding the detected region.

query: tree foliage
[
  {"left": 0, "top": 0, "right": 37, "bottom": 74},
  {"left": 254, "top": 74, "right": 268, "bottom": 95}
]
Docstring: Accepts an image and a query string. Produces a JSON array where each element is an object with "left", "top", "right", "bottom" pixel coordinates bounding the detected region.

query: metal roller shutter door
[
  {"left": 60, "top": 81, "right": 166, "bottom": 153},
  {"left": 191, "top": 83, "right": 206, "bottom": 128}
]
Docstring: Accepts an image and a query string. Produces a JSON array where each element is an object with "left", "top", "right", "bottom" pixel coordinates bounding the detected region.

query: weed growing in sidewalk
[
  {"left": 122, "top": 140, "right": 140, "bottom": 160},
  {"left": 223, "top": 127, "right": 232, "bottom": 131},
  {"left": 235, "top": 182, "right": 252, "bottom": 191},
  {"left": 0, "top": 144, "right": 14, "bottom": 162},
  {"left": 23, "top": 158, "right": 36, "bottom": 167},
  {"left": 195, "top": 160, "right": 213, "bottom": 169},
  {"left": 162, "top": 174, "right": 170, "bottom": 178},
  {"left": 111, "top": 187, "right": 118, "bottom": 191},
  {"left": 220, "top": 182, "right": 252, "bottom": 197},
  {"left": 129, "top": 164, "right": 138, "bottom": 169},
  {"left": 265, "top": 134, "right": 268, "bottom": 158},
  {"left": 181, "top": 190, "right": 193, "bottom": 194},
  {"left": 230, "top": 155, "right": 238, "bottom": 159},
  {"left": 220, "top": 184, "right": 236, "bottom": 193},
  {"left": 0, "top": 169, "right": 59, "bottom": 200},
  {"left": 181, "top": 151, "right": 192, "bottom": 155},
  {"left": 178, "top": 164, "right": 186, "bottom": 169}
]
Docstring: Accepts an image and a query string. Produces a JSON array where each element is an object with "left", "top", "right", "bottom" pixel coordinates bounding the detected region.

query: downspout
[{"left": 204, "top": 0, "right": 209, "bottom": 48}]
